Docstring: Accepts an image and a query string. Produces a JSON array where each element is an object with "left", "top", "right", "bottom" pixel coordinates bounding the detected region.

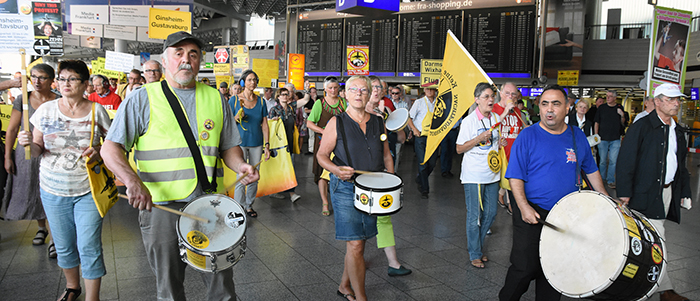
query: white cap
[{"left": 653, "top": 83, "right": 688, "bottom": 98}]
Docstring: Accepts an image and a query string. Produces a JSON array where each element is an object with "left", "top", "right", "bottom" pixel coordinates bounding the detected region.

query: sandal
[
  {"left": 48, "top": 243, "right": 57, "bottom": 259},
  {"left": 322, "top": 204, "right": 330, "bottom": 216},
  {"left": 246, "top": 209, "right": 258, "bottom": 218},
  {"left": 58, "top": 287, "right": 81, "bottom": 301},
  {"left": 481, "top": 255, "right": 488, "bottom": 262},
  {"left": 33, "top": 229, "right": 48, "bottom": 245},
  {"left": 337, "top": 290, "right": 356, "bottom": 301},
  {"left": 471, "top": 259, "right": 485, "bottom": 268}
]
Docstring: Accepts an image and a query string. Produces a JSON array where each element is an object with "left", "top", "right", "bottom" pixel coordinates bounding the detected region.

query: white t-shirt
[
  {"left": 30, "top": 100, "right": 112, "bottom": 197},
  {"left": 457, "top": 109, "right": 500, "bottom": 184}
]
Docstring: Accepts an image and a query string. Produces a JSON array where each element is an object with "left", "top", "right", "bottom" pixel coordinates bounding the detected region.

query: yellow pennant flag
[{"left": 423, "top": 30, "right": 494, "bottom": 164}]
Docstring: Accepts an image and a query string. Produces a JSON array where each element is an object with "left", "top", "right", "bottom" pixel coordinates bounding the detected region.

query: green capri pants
[{"left": 376, "top": 215, "right": 396, "bottom": 248}]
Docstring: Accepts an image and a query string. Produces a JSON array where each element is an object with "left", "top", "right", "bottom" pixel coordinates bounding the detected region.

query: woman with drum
[
  {"left": 18, "top": 60, "right": 111, "bottom": 301},
  {"left": 4, "top": 64, "right": 58, "bottom": 258},
  {"left": 230, "top": 70, "right": 271, "bottom": 218},
  {"left": 307, "top": 76, "right": 346, "bottom": 216},
  {"left": 456, "top": 83, "right": 502, "bottom": 269},
  {"left": 317, "top": 75, "right": 394, "bottom": 301},
  {"left": 268, "top": 87, "right": 302, "bottom": 202}
]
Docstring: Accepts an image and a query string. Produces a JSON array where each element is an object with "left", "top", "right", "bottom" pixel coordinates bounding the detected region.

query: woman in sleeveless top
[
  {"left": 307, "top": 76, "right": 346, "bottom": 216},
  {"left": 4, "top": 64, "right": 58, "bottom": 257},
  {"left": 317, "top": 75, "right": 393, "bottom": 301}
]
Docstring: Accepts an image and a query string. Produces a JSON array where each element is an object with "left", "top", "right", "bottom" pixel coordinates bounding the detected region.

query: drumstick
[
  {"left": 340, "top": 167, "right": 373, "bottom": 175},
  {"left": 118, "top": 194, "right": 209, "bottom": 223},
  {"left": 224, "top": 160, "right": 263, "bottom": 193},
  {"left": 537, "top": 217, "right": 564, "bottom": 232}
]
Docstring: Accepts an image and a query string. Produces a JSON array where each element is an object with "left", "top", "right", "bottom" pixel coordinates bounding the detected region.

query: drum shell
[
  {"left": 353, "top": 172, "right": 403, "bottom": 215},
  {"left": 176, "top": 194, "right": 248, "bottom": 273},
  {"left": 539, "top": 191, "right": 666, "bottom": 301},
  {"left": 385, "top": 108, "right": 409, "bottom": 132}
]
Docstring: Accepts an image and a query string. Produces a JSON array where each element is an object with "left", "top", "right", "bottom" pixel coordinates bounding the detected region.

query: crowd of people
[{"left": 0, "top": 30, "right": 693, "bottom": 301}]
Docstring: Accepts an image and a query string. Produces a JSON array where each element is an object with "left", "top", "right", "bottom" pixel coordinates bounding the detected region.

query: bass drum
[
  {"left": 177, "top": 194, "right": 247, "bottom": 273},
  {"left": 540, "top": 190, "right": 666, "bottom": 301}
]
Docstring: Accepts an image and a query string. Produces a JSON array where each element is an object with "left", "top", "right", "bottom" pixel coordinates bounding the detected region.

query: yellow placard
[
  {"left": 420, "top": 59, "right": 442, "bottom": 88},
  {"left": 231, "top": 45, "right": 250, "bottom": 78},
  {"left": 253, "top": 58, "right": 279, "bottom": 88},
  {"left": 557, "top": 70, "right": 579, "bottom": 86},
  {"left": 186, "top": 249, "right": 207, "bottom": 269},
  {"left": 148, "top": 8, "right": 192, "bottom": 40},
  {"left": 213, "top": 64, "right": 231, "bottom": 75},
  {"left": 287, "top": 53, "right": 305, "bottom": 91},
  {"left": 91, "top": 58, "right": 125, "bottom": 80},
  {"left": 624, "top": 215, "right": 641, "bottom": 240},
  {"left": 215, "top": 76, "right": 234, "bottom": 91},
  {"left": 346, "top": 45, "right": 369, "bottom": 75},
  {"left": 622, "top": 263, "right": 639, "bottom": 278}
]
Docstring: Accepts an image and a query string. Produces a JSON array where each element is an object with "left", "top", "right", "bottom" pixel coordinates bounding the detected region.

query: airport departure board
[
  {"left": 345, "top": 16, "right": 398, "bottom": 73},
  {"left": 297, "top": 19, "right": 344, "bottom": 73},
  {"left": 463, "top": 6, "right": 536, "bottom": 73},
  {"left": 397, "top": 11, "right": 462, "bottom": 74}
]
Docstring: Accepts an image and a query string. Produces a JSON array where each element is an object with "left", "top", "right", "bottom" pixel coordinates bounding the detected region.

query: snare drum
[
  {"left": 177, "top": 194, "right": 247, "bottom": 273},
  {"left": 385, "top": 108, "right": 409, "bottom": 132},
  {"left": 354, "top": 172, "right": 403, "bottom": 215},
  {"left": 540, "top": 191, "right": 666, "bottom": 300}
]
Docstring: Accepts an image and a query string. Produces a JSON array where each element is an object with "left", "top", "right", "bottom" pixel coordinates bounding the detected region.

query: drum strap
[
  {"left": 335, "top": 115, "right": 354, "bottom": 168},
  {"left": 160, "top": 80, "right": 217, "bottom": 194},
  {"left": 570, "top": 125, "right": 592, "bottom": 191}
]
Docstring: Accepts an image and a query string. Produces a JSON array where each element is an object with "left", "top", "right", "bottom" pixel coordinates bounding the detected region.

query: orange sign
[
  {"left": 347, "top": 45, "right": 369, "bottom": 75},
  {"left": 287, "top": 53, "right": 305, "bottom": 91}
]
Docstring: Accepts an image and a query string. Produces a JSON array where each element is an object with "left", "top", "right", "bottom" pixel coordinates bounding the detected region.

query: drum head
[
  {"left": 540, "top": 191, "right": 627, "bottom": 296},
  {"left": 178, "top": 195, "right": 246, "bottom": 253},
  {"left": 355, "top": 172, "right": 402, "bottom": 190},
  {"left": 385, "top": 108, "right": 409, "bottom": 131}
]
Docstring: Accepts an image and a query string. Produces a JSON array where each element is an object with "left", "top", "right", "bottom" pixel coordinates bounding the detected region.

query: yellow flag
[{"left": 423, "top": 30, "right": 493, "bottom": 164}]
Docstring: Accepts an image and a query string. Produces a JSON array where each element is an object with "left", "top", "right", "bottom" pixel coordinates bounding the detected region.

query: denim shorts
[{"left": 330, "top": 174, "right": 377, "bottom": 241}]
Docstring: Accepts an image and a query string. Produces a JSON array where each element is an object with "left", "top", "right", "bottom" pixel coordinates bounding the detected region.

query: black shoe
[
  {"left": 388, "top": 265, "right": 412, "bottom": 276},
  {"left": 421, "top": 192, "right": 429, "bottom": 199},
  {"left": 441, "top": 171, "right": 454, "bottom": 178}
]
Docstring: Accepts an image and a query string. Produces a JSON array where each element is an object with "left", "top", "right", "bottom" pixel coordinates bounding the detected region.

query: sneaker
[
  {"left": 387, "top": 265, "right": 412, "bottom": 276},
  {"left": 290, "top": 194, "right": 301, "bottom": 203},
  {"left": 486, "top": 229, "right": 492, "bottom": 235},
  {"left": 269, "top": 193, "right": 285, "bottom": 199}
]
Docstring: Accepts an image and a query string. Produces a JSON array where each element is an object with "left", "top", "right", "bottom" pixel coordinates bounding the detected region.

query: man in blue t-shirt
[{"left": 499, "top": 85, "right": 608, "bottom": 301}]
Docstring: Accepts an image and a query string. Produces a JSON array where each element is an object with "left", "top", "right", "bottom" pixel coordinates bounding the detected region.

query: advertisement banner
[
  {"left": 213, "top": 46, "right": 231, "bottom": 75},
  {"left": 69, "top": 5, "right": 109, "bottom": 25},
  {"left": 420, "top": 59, "right": 442, "bottom": 88},
  {"left": 557, "top": 70, "right": 579, "bottom": 86},
  {"left": 32, "top": 0, "right": 62, "bottom": 56},
  {"left": 110, "top": 5, "right": 150, "bottom": 27},
  {"left": 231, "top": 45, "right": 249, "bottom": 78},
  {"left": 103, "top": 24, "right": 136, "bottom": 41},
  {"left": 136, "top": 26, "right": 163, "bottom": 43},
  {"left": 287, "top": 53, "right": 305, "bottom": 91},
  {"left": 148, "top": 8, "right": 191, "bottom": 39},
  {"left": 0, "top": 13, "right": 34, "bottom": 53},
  {"left": 70, "top": 23, "right": 103, "bottom": 37},
  {"left": 252, "top": 58, "right": 280, "bottom": 88},
  {"left": 648, "top": 6, "right": 691, "bottom": 95},
  {"left": 346, "top": 45, "right": 369, "bottom": 75}
]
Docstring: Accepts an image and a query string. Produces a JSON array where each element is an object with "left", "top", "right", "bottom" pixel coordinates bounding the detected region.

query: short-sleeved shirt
[
  {"left": 229, "top": 95, "right": 268, "bottom": 147},
  {"left": 409, "top": 96, "right": 435, "bottom": 133},
  {"left": 594, "top": 103, "right": 623, "bottom": 141},
  {"left": 30, "top": 100, "right": 112, "bottom": 197},
  {"left": 457, "top": 109, "right": 500, "bottom": 184},
  {"left": 505, "top": 123, "right": 598, "bottom": 210},
  {"left": 106, "top": 84, "right": 240, "bottom": 203},
  {"left": 492, "top": 103, "right": 524, "bottom": 159},
  {"left": 13, "top": 92, "right": 60, "bottom": 131}
]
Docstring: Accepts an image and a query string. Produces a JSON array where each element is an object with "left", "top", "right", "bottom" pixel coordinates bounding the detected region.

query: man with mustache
[
  {"left": 101, "top": 31, "right": 259, "bottom": 300},
  {"left": 499, "top": 85, "right": 607, "bottom": 301}
]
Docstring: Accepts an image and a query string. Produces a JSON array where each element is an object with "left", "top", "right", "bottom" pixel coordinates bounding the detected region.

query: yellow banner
[
  {"left": 253, "top": 58, "right": 280, "bottom": 88},
  {"left": 215, "top": 76, "right": 234, "bottom": 91},
  {"left": 148, "top": 8, "right": 192, "bottom": 40},
  {"left": 420, "top": 59, "right": 442, "bottom": 88},
  {"left": 424, "top": 30, "right": 493, "bottom": 164},
  {"left": 231, "top": 45, "right": 250, "bottom": 78},
  {"left": 91, "top": 59, "right": 125, "bottom": 80},
  {"left": 287, "top": 53, "right": 305, "bottom": 91},
  {"left": 557, "top": 70, "right": 579, "bottom": 86},
  {"left": 346, "top": 45, "right": 369, "bottom": 75}
]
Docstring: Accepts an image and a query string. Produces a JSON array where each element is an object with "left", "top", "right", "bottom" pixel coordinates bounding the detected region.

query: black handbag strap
[{"left": 160, "top": 81, "right": 217, "bottom": 193}]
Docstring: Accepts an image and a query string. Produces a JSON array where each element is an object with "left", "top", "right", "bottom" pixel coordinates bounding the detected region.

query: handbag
[
  {"left": 86, "top": 103, "right": 119, "bottom": 217},
  {"left": 292, "top": 124, "right": 301, "bottom": 154}
]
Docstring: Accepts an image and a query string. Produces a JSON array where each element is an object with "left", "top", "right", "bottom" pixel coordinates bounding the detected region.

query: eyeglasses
[
  {"left": 503, "top": 92, "right": 519, "bottom": 97},
  {"left": 479, "top": 94, "right": 496, "bottom": 100},
  {"left": 372, "top": 85, "right": 383, "bottom": 90},
  {"left": 347, "top": 87, "right": 369, "bottom": 95},
  {"left": 56, "top": 77, "right": 83, "bottom": 84},
  {"left": 280, "top": 93, "right": 289, "bottom": 97},
  {"left": 144, "top": 69, "right": 161, "bottom": 73},
  {"left": 661, "top": 96, "right": 681, "bottom": 103},
  {"left": 391, "top": 92, "right": 400, "bottom": 95},
  {"left": 31, "top": 75, "right": 51, "bottom": 82}
]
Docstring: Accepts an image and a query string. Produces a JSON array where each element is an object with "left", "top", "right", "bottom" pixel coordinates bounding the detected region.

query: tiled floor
[{"left": 1, "top": 144, "right": 700, "bottom": 301}]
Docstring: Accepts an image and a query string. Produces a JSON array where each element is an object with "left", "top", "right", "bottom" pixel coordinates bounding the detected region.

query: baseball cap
[
  {"left": 220, "top": 82, "right": 228, "bottom": 88},
  {"left": 653, "top": 83, "right": 687, "bottom": 98},
  {"left": 163, "top": 31, "right": 204, "bottom": 52}
]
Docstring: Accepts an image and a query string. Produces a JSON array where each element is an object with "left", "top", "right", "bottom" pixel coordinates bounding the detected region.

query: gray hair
[
  {"left": 143, "top": 60, "right": 162, "bottom": 71},
  {"left": 607, "top": 90, "right": 618, "bottom": 97},
  {"left": 346, "top": 75, "right": 372, "bottom": 91},
  {"left": 474, "top": 82, "right": 495, "bottom": 99}
]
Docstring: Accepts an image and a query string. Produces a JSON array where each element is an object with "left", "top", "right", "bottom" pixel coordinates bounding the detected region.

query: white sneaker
[
  {"left": 291, "top": 194, "right": 301, "bottom": 203},
  {"left": 270, "top": 193, "right": 285, "bottom": 199}
]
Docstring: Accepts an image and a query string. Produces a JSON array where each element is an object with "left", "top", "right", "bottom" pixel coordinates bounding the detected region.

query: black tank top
[{"left": 332, "top": 112, "right": 385, "bottom": 172}]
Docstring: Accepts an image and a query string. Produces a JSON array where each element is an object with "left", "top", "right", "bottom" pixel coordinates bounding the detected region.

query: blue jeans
[
  {"left": 598, "top": 139, "right": 620, "bottom": 184},
  {"left": 440, "top": 128, "right": 459, "bottom": 173},
  {"left": 40, "top": 188, "right": 105, "bottom": 279},
  {"left": 464, "top": 182, "right": 499, "bottom": 261},
  {"left": 414, "top": 136, "right": 438, "bottom": 193},
  {"left": 330, "top": 174, "right": 377, "bottom": 241}
]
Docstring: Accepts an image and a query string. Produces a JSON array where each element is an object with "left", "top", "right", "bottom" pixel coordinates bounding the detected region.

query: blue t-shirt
[
  {"left": 505, "top": 123, "right": 598, "bottom": 210},
  {"left": 229, "top": 95, "right": 268, "bottom": 147}
]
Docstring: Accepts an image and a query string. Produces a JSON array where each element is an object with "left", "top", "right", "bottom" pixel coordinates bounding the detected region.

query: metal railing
[
  {"left": 692, "top": 16, "right": 700, "bottom": 32},
  {"left": 585, "top": 23, "right": 652, "bottom": 40}
]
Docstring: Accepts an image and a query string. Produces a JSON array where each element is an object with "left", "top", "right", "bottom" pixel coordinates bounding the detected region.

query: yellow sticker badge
[
  {"left": 200, "top": 131, "right": 210, "bottom": 141},
  {"left": 379, "top": 195, "right": 393, "bottom": 209},
  {"left": 204, "top": 119, "right": 215, "bottom": 130},
  {"left": 622, "top": 263, "right": 639, "bottom": 278},
  {"left": 380, "top": 133, "right": 387, "bottom": 142},
  {"left": 186, "top": 249, "right": 207, "bottom": 269},
  {"left": 488, "top": 150, "right": 500, "bottom": 173},
  {"left": 359, "top": 193, "right": 369, "bottom": 205},
  {"left": 652, "top": 244, "right": 663, "bottom": 264},
  {"left": 187, "top": 230, "right": 210, "bottom": 249}
]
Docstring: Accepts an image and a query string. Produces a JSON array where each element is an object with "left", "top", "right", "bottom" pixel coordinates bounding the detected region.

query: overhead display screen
[
  {"left": 397, "top": 11, "right": 462, "bottom": 75},
  {"left": 463, "top": 6, "right": 536, "bottom": 74},
  {"left": 297, "top": 18, "right": 344, "bottom": 75},
  {"left": 345, "top": 16, "right": 398, "bottom": 75}
]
